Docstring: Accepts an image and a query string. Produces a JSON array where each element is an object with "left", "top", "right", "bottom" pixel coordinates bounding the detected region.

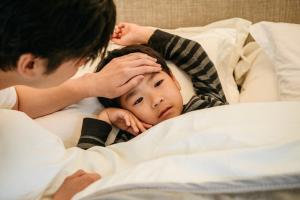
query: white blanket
[
  {"left": 48, "top": 102, "right": 300, "bottom": 199},
  {"left": 75, "top": 103, "right": 300, "bottom": 199},
  {"left": 1, "top": 102, "right": 300, "bottom": 200}
]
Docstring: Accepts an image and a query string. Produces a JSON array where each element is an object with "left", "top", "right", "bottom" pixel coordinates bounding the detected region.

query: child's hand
[
  {"left": 111, "top": 22, "right": 155, "bottom": 46},
  {"left": 98, "top": 108, "right": 152, "bottom": 135}
]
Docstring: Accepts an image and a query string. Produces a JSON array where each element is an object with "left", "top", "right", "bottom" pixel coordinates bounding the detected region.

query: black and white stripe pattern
[{"left": 148, "top": 30, "right": 227, "bottom": 113}]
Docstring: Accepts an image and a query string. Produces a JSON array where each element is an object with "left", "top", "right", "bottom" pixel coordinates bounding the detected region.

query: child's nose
[{"left": 152, "top": 96, "right": 164, "bottom": 108}]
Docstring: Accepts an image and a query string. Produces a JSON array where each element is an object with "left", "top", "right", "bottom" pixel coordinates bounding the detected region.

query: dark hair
[
  {"left": 96, "top": 45, "right": 171, "bottom": 108},
  {"left": 0, "top": 0, "right": 116, "bottom": 74}
]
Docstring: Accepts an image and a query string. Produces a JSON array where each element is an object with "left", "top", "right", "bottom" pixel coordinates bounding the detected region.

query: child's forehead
[
  {"left": 144, "top": 70, "right": 169, "bottom": 79},
  {"left": 121, "top": 71, "right": 169, "bottom": 96},
  {"left": 141, "top": 71, "right": 171, "bottom": 84}
]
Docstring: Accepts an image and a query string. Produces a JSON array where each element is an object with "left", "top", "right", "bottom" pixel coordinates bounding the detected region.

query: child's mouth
[{"left": 159, "top": 106, "right": 173, "bottom": 119}]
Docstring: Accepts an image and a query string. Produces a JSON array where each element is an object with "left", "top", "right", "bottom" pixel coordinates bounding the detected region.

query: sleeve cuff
[{"left": 80, "top": 118, "right": 112, "bottom": 144}]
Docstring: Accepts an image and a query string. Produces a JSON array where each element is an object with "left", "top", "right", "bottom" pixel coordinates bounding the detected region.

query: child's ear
[{"left": 170, "top": 72, "right": 181, "bottom": 90}]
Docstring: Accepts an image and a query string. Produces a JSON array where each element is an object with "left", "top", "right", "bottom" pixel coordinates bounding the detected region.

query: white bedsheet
[
  {"left": 44, "top": 102, "right": 300, "bottom": 199},
  {"left": 1, "top": 102, "right": 299, "bottom": 200}
]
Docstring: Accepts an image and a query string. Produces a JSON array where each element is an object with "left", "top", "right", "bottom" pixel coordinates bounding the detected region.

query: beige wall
[{"left": 114, "top": 0, "right": 300, "bottom": 28}]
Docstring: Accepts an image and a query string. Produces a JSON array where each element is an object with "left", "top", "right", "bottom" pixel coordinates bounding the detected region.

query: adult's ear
[
  {"left": 170, "top": 72, "right": 181, "bottom": 90},
  {"left": 16, "top": 53, "right": 46, "bottom": 80}
]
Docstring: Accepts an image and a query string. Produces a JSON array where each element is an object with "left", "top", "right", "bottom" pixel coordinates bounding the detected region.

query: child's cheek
[{"left": 134, "top": 109, "right": 155, "bottom": 125}]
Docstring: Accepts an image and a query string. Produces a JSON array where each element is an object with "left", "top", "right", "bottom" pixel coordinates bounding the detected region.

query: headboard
[{"left": 114, "top": 0, "right": 300, "bottom": 28}]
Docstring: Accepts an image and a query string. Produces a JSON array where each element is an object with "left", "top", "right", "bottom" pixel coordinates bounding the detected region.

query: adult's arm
[
  {"left": 15, "top": 53, "right": 161, "bottom": 118},
  {"left": 15, "top": 79, "right": 87, "bottom": 118}
]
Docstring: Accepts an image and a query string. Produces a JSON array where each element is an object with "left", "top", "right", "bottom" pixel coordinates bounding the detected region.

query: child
[{"left": 78, "top": 23, "right": 227, "bottom": 149}]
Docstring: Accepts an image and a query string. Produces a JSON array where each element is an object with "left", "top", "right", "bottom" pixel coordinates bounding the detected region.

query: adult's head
[
  {"left": 0, "top": 0, "right": 116, "bottom": 87},
  {"left": 97, "top": 45, "right": 183, "bottom": 125}
]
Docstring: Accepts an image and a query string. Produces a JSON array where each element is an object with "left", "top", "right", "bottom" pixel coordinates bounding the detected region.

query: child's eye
[
  {"left": 133, "top": 97, "right": 143, "bottom": 105},
  {"left": 154, "top": 79, "right": 164, "bottom": 87}
]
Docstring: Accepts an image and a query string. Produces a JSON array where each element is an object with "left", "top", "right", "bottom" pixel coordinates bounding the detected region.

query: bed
[{"left": 0, "top": 0, "right": 300, "bottom": 199}]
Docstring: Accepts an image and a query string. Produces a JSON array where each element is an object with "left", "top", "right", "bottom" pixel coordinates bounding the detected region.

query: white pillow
[
  {"left": 234, "top": 42, "right": 280, "bottom": 102},
  {"left": 167, "top": 18, "right": 251, "bottom": 104},
  {"left": 35, "top": 18, "right": 251, "bottom": 147},
  {"left": 35, "top": 97, "right": 103, "bottom": 148},
  {"left": 250, "top": 22, "right": 300, "bottom": 101}
]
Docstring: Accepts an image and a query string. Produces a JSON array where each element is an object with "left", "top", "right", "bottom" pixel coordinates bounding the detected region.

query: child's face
[{"left": 119, "top": 71, "right": 183, "bottom": 125}]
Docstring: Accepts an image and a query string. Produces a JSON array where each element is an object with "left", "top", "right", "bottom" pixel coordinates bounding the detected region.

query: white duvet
[
  {"left": 1, "top": 102, "right": 300, "bottom": 200},
  {"left": 72, "top": 102, "right": 300, "bottom": 199}
]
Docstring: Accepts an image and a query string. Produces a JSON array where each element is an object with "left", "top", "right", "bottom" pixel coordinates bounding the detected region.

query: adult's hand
[
  {"left": 53, "top": 170, "right": 100, "bottom": 200},
  {"left": 14, "top": 53, "right": 160, "bottom": 118},
  {"left": 81, "top": 52, "right": 161, "bottom": 98}
]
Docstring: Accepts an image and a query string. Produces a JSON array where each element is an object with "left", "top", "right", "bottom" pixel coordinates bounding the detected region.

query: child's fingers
[
  {"left": 122, "top": 112, "right": 138, "bottom": 135},
  {"left": 112, "top": 31, "right": 122, "bottom": 39},
  {"left": 114, "top": 25, "right": 122, "bottom": 33},
  {"left": 111, "top": 34, "right": 118, "bottom": 40},
  {"left": 112, "top": 29, "right": 119, "bottom": 35},
  {"left": 111, "top": 37, "right": 121, "bottom": 44},
  {"left": 122, "top": 113, "right": 131, "bottom": 127},
  {"left": 131, "top": 116, "right": 140, "bottom": 134},
  {"left": 125, "top": 125, "right": 138, "bottom": 136},
  {"left": 137, "top": 122, "right": 146, "bottom": 133},
  {"left": 133, "top": 117, "right": 146, "bottom": 133},
  {"left": 113, "top": 29, "right": 119, "bottom": 35},
  {"left": 115, "top": 23, "right": 127, "bottom": 34},
  {"left": 129, "top": 115, "right": 139, "bottom": 135},
  {"left": 116, "top": 24, "right": 127, "bottom": 35},
  {"left": 142, "top": 122, "right": 152, "bottom": 129},
  {"left": 113, "top": 26, "right": 123, "bottom": 39},
  {"left": 112, "top": 29, "right": 121, "bottom": 37},
  {"left": 126, "top": 127, "right": 136, "bottom": 135},
  {"left": 117, "top": 23, "right": 126, "bottom": 29}
]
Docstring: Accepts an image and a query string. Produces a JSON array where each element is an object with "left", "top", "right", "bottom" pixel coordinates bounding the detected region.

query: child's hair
[
  {"left": 96, "top": 45, "right": 171, "bottom": 108},
  {"left": 0, "top": 0, "right": 116, "bottom": 74}
]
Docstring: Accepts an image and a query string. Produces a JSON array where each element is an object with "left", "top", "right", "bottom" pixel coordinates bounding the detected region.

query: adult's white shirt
[
  {"left": 0, "top": 87, "right": 17, "bottom": 109},
  {"left": 0, "top": 88, "right": 70, "bottom": 199}
]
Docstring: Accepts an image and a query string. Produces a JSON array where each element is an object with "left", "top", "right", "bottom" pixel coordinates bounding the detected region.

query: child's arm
[
  {"left": 113, "top": 23, "right": 227, "bottom": 110},
  {"left": 147, "top": 30, "right": 227, "bottom": 106},
  {"left": 77, "top": 108, "right": 150, "bottom": 149}
]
